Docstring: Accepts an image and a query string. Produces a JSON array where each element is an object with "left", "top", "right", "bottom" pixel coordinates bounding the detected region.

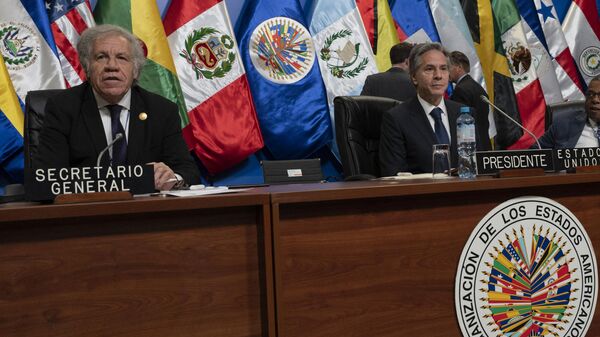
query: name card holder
[
  {"left": 26, "top": 165, "right": 154, "bottom": 203},
  {"left": 475, "top": 149, "right": 554, "bottom": 177}
]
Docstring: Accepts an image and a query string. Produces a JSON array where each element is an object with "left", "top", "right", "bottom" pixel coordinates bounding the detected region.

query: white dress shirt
[
  {"left": 575, "top": 119, "right": 600, "bottom": 148},
  {"left": 417, "top": 94, "right": 451, "bottom": 145},
  {"left": 93, "top": 89, "right": 132, "bottom": 158}
]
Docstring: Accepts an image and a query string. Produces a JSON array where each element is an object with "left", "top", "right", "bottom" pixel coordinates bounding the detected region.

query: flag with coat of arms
[
  {"left": 163, "top": 0, "right": 264, "bottom": 174},
  {"left": 306, "top": 0, "right": 378, "bottom": 156},
  {"left": 554, "top": 0, "right": 600, "bottom": 85},
  {"left": 235, "top": 0, "right": 333, "bottom": 160},
  {"left": 515, "top": 0, "right": 585, "bottom": 104},
  {"left": 0, "top": 0, "right": 65, "bottom": 102}
]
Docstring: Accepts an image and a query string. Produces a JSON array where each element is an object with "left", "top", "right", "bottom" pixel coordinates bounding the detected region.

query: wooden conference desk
[
  {"left": 1, "top": 173, "right": 600, "bottom": 337},
  {"left": 0, "top": 191, "right": 274, "bottom": 337},
  {"left": 266, "top": 173, "right": 600, "bottom": 337}
]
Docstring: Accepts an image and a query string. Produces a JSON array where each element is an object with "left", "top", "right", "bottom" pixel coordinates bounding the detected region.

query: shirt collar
[
  {"left": 93, "top": 88, "right": 132, "bottom": 111},
  {"left": 417, "top": 94, "right": 447, "bottom": 115}
]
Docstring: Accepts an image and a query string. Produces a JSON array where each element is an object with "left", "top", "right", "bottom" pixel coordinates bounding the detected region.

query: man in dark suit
[
  {"left": 360, "top": 42, "right": 416, "bottom": 101},
  {"left": 449, "top": 51, "right": 492, "bottom": 151},
  {"left": 538, "top": 75, "right": 600, "bottom": 148},
  {"left": 379, "top": 43, "right": 485, "bottom": 176},
  {"left": 35, "top": 24, "right": 200, "bottom": 190}
]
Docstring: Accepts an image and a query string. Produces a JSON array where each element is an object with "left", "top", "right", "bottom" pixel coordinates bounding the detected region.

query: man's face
[
  {"left": 586, "top": 80, "right": 600, "bottom": 123},
  {"left": 412, "top": 49, "right": 449, "bottom": 105},
  {"left": 449, "top": 63, "right": 461, "bottom": 83},
  {"left": 89, "top": 34, "right": 136, "bottom": 103}
]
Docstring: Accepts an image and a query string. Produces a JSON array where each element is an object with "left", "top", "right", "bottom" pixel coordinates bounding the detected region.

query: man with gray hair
[
  {"left": 35, "top": 24, "right": 199, "bottom": 190},
  {"left": 379, "top": 42, "right": 485, "bottom": 176}
]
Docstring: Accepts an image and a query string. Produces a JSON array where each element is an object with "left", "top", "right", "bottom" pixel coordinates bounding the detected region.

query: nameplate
[
  {"left": 476, "top": 149, "right": 555, "bottom": 175},
  {"left": 25, "top": 165, "right": 155, "bottom": 201},
  {"left": 553, "top": 147, "right": 600, "bottom": 171}
]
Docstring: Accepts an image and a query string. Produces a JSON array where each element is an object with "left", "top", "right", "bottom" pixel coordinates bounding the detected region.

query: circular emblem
[
  {"left": 505, "top": 42, "right": 531, "bottom": 82},
  {"left": 0, "top": 22, "right": 40, "bottom": 71},
  {"left": 319, "top": 29, "right": 368, "bottom": 79},
  {"left": 579, "top": 46, "right": 600, "bottom": 77},
  {"left": 250, "top": 17, "right": 315, "bottom": 84},
  {"left": 180, "top": 27, "right": 236, "bottom": 80},
  {"left": 138, "top": 112, "right": 147, "bottom": 121},
  {"left": 455, "top": 197, "right": 597, "bottom": 337}
]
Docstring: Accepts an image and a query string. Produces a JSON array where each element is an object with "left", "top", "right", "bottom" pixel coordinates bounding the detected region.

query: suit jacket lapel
[
  {"left": 127, "top": 87, "right": 147, "bottom": 164},
  {"left": 81, "top": 84, "right": 108, "bottom": 163},
  {"left": 407, "top": 97, "right": 437, "bottom": 146}
]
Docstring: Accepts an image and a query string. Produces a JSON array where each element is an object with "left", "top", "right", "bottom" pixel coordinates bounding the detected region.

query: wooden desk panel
[
  {"left": 0, "top": 194, "right": 273, "bottom": 337},
  {"left": 269, "top": 175, "right": 600, "bottom": 337}
]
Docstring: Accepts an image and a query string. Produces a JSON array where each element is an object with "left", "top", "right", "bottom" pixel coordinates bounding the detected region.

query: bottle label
[{"left": 458, "top": 125, "right": 476, "bottom": 142}]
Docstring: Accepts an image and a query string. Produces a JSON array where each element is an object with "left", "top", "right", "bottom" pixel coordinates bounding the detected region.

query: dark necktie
[
  {"left": 107, "top": 104, "right": 127, "bottom": 166},
  {"left": 430, "top": 107, "right": 450, "bottom": 145}
]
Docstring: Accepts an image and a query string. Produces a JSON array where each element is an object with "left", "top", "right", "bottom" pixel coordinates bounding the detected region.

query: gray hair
[
  {"left": 77, "top": 24, "right": 146, "bottom": 79},
  {"left": 408, "top": 42, "right": 450, "bottom": 77}
]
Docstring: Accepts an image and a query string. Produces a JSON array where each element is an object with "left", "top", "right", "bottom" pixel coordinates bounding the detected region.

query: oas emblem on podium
[{"left": 456, "top": 197, "right": 597, "bottom": 337}]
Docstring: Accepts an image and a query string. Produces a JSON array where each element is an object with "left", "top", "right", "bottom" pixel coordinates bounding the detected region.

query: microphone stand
[{"left": 480, "top": 95, "right": 542, "bottom": 150}]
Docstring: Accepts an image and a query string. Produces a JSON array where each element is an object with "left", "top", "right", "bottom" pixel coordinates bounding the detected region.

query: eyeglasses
[{"left": 585, "top": 91, "right": 600, "bottom": 99}]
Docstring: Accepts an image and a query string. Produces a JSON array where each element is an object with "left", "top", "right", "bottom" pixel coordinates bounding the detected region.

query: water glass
[{"left": 432, "top": 144, "right": 450, "bottom": 178}]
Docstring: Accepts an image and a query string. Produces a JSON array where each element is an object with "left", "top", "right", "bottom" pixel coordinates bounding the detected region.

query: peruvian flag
[{"left": 163, "top": 0, "right": 263, "bottom": 174}]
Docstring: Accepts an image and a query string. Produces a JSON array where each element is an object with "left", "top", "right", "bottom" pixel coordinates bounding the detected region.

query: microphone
[
  {"left": 96, "top": 133, "right": 124, "bottom": 167},
  {"left": 480, "top": 95, "right": 541, "bottom": 149}
]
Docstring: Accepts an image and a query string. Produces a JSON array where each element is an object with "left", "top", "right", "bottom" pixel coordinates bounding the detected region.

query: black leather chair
[
  {"left": 334, "top": 96, "right": 402, "bottom": 180},
  {"left": 545, "top": 100, "right": 585, "bottom": 130},
  {"left": 24, "top": 89, "right": 62, "bottom": 168}
]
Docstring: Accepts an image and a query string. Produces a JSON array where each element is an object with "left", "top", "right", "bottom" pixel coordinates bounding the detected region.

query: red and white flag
[
  {"left": 45, "top": 0, "right": 95, "bottom": 87},
  {"left": 163, "top": 0, "right": 263, "bottom": 174},
  {"left": 557, "top": 0, "right": 600, "bottom": 85}
]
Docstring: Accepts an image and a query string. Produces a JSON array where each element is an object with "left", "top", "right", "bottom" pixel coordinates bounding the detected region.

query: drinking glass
[{"left": 432, "top": 144, "right": 450, "bottom": 178}]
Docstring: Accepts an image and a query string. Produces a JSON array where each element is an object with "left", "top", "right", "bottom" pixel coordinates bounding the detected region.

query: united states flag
[{"left": 45, "top": 0, "right": 95, "bottom": 87}]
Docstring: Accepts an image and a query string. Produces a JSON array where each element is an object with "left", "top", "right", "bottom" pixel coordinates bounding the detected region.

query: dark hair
[
  {"left": 390, "top": 42, "right": 414, "bottom": 65},
  {"left": 449, "top": 50, "right": 470, "bottom": 73},
  {"left": 408, "top": 42, "right": 449, "bottom": 77}
]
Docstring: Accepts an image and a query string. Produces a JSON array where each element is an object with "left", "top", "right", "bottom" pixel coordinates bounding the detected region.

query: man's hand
[{"left": 148, "top": 162, "right": 177, "bottom": 190}]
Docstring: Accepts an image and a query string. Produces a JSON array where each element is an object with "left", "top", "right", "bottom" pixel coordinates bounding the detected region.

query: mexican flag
[{"left": 492, "top": 0, "right": 546, "bottom": 149}]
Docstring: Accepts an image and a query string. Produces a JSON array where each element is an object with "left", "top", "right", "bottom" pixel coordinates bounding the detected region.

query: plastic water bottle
[{"left": 457, "top": 106, "right": 476, "bottom": 179}]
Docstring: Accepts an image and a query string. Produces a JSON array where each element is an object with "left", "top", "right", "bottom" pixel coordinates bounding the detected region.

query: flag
[
  {"left": 429, "top": 0, "right": 484, "bottom": 86},
  {"left": 516, "top": 0, "right": 585, "bottom": 103},
  {"left": 0, "top": 0, "right": 65, "bottom": 102},
  {"left": 492, "top": 0, "right": 547, "bottom": 149},
  {"left": 306, "top": 0, "right": 378, "bottom": 108},
  {"left": 45, "top": 0, "right": 95, "bottom": 87},
  {"left": 355, "top": 0, "right": 375, "bottom": 49},
  {"left": 163, "top": 0, "right": 264, "bottom": 174},
  {"left": 0, "top": 54, "right": 24, "bottom": 184},
  {"left": 554, "top": 0, "right": 600, "bottom": 85},
  {"left": 94, "top": 0, "right": 187, "bottom": 124},
  {"left": 390, "top": 0, "right": 439, "bottom": 43},
  {"left": 461, "top": 0, "right": 522, "bottom": 149},
  {"left": 235, "top": 0, "right": 333, "bottom": 159},
  {"left": 373, "top": 0, "right": 400, "bottom": 70},
  {"left": 429, "top": 0, "right": 495, "bottom": 137},
  {"left": 306, "top": 0, "right": 378, "bottom": 157}
]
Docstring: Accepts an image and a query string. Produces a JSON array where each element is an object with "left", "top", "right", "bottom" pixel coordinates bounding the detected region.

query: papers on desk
[
  {"left": 377, "top": 172, "right": 454, "bottom": 180},
  {"left": 161, "top": 185, "right": 248, "bottom": 197}
]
